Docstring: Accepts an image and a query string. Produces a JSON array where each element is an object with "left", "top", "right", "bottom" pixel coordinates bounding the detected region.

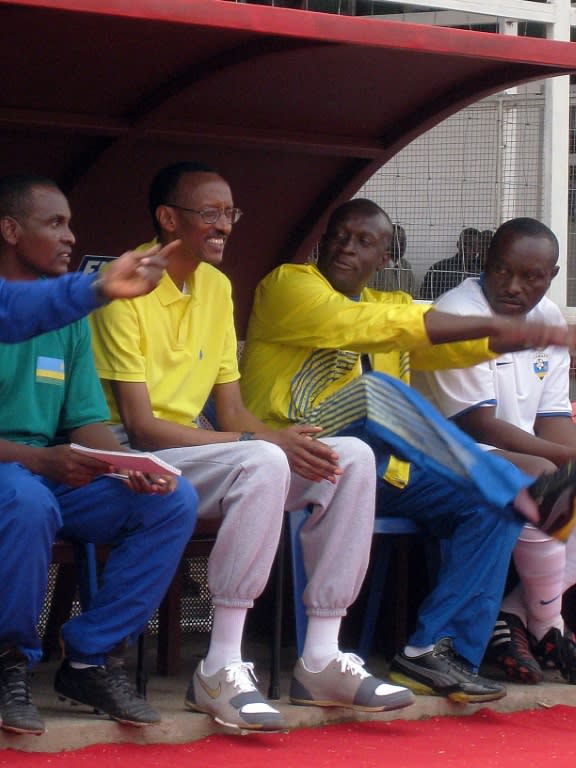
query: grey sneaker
[
  {"left": 390, "top": 638, "right": 506, "bottom": 703},
  {"left": 290, "top": 652, "right": 414, "bottom": 712},
  {"left": 185, "top": 660, "right": 286, "bottom": 732},
  {"left": 0, "top": 649, "right": 44, "bottom": 735}
]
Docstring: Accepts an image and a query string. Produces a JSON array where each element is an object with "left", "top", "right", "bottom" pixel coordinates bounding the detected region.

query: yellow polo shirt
[{"left": 90, "top": 262, "right": 239, "bottom": 426}]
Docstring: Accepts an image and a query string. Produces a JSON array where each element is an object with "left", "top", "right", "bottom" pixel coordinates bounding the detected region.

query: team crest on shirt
[{"left": 532, "top": 351, "right": 549, "bottom": 380}]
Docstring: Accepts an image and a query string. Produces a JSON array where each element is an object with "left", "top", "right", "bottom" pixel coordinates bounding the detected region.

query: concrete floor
[{"left": 3, "top": 631, "right": 576, "bottom": 753}]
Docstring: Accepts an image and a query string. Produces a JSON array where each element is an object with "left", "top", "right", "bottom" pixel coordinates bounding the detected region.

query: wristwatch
[{"left": 238, "top": 432, "right": 256, "bottom": 441}]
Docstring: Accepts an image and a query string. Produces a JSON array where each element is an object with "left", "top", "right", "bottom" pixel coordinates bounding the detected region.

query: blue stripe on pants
[{"left": 313, "top": 371, "right": 534, "bottom": 508}]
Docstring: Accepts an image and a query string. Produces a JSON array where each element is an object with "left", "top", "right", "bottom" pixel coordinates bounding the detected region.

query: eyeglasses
[{"left": 167, "top": 204, "right": 243, "bottom": 225}]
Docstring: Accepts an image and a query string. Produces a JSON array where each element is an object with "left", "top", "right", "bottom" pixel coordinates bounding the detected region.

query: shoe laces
[
  {"left": 335, "top": 652, "right": 369, "bottom": 679},
  {"left": 106, "top": 664, "right": 144, "bottom": 701},
  {"left": 435, "top": 642, "right": 475, "bottom": 675},
  {"left": 224, "top": 661, "right": 259, "bottom": 694},
  {"left": 0, "top": 661, "right": 32, "bottom": 705}
]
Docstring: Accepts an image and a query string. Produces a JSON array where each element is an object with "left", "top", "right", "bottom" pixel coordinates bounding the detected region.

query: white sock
[
  {"left": 404, "top": 644, "right": 434, "bottom": 658},
  {"left": 510, "top": 524, "right": 565, "bottom": 641},
  {"left": 69, "top": 661, "right": 98, "bottom": 670},
  {"left": 202, "top": 605, "right": 247, "bottom": 677},
  {"left": 301, "top": 616, "right": 341, "bottom": 672}
]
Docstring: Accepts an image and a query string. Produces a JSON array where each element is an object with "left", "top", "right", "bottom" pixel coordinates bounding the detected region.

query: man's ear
[
  {"left": 378, "top": 242, "right": 392, "bottom": 270},
  {"left": 551, "top": 265, "right": 560, "bottom": 279},
  {"left": 156, "top": 205, "right": 177, "bottom": 234},
  {"left": 0, "top": 215, "right": 21, "bottom": 245},
  {"left": 315, "top": 234, "right": 327, "bottom": 264}
]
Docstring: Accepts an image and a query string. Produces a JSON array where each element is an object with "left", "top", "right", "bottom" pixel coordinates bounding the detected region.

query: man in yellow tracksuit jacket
[{"left": 241, "top": 198, "right": 576, "bottom": 702}]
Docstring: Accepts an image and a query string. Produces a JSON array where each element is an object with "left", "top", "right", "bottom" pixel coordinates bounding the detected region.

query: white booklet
[{"left": 70, "top": 444, "right": 182, "bottom": 477}]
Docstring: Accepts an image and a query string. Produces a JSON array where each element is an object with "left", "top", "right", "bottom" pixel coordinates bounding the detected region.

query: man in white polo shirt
[{"left": 426, "top": 217, "right": 576, "bottom": 685}]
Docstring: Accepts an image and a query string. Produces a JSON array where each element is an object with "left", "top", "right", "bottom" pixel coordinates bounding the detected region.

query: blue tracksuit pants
[
  {"left": 310, "top": 372, "right": 532, "bottom": 667},
  {"left": 376, "top": 464, "right": 523, "bottom": 667},
  {"left": 0, "top": 463, "right": 198, "bottom": 667}
]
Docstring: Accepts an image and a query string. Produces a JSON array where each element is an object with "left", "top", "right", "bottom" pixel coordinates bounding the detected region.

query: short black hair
[
  {"left": 325, "top": 198, "right": 392, "bottom": 233},
  {"left": 0, "top": 173, "right": 61, "bottom": 220},
  {"left": 488, "top": 217, "right": 559, "bottom": 264},
  {"left": 148, "top": 161, "right": 218, "bottom": 234}
]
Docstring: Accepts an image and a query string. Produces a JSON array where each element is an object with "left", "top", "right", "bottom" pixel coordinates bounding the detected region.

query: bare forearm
[
  {"left": 424, "top": 310, "right": 495, "bottom": 345},
  {"left": 0, "top": 439, "right": 44, "bottom": 473},
  {"left": 424, "top": 309, "right": 572, "bottom": 353},
  {"left": 68, "top": 423, "right": 126, "bottom": 452},
  {"left": 455, "top": 413, "right": 575, "bottom": 466},
  {"left": 535, "top": 417, "right": 576, "bottom": 455},
  {"left": 126, "top": 415, "right": 246, "bottom": 452}
]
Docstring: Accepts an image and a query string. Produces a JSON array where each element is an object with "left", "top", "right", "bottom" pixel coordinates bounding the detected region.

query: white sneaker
[{"left": 185, "top": 660, "right": 286, "bottom": 731}]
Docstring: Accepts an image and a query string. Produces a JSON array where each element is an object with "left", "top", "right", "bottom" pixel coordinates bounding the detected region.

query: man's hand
[
  {"left": 121, "top": 471, "right": 177, "bottom": 495},
  {"left": 266, "top": 424, "right": 342, "bottom": 483},
  {"left": 99, "top": 240, "right": 181, "bottom": 301},
  {"left": 489, "top": 317, "right": 576, "bottom": 354},
  {"left": 29, "top": 445, "right": 177, "bottom": 493},
  {"left": 31, "top": 445, "right": 114, "bottom": 487}
]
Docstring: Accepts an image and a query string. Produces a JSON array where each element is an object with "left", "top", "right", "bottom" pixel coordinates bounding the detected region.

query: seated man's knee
[
  {"left": 327, "top": 436, "right": 376, "bottom": 474},
  {"left": 246, "top": 440, "right": 291, "bottom": 476},
  {"left": 171, "top": 478, "right": 199, "bottom": 536},
  {"left": 0, "top": 472, "right": 60, "bottom": 535},
  {"left": 511, "top": 454, "right": 556, "bottom": 478}
]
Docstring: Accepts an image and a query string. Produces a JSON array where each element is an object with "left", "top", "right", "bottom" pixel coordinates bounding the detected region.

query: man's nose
[
  {"left": 214, "top": 211, "right": 232, "bottom": 232},
  {"left": 63, "top": 225, "right": 76, "bottom": 245},
  {"left": 506, "top": 276, "right": 523, "bottom": 294}
]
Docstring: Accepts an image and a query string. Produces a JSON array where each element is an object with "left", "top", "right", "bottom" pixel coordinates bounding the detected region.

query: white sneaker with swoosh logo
[{"left": 185, "top": 660, "right": 286, "bottom": 731}]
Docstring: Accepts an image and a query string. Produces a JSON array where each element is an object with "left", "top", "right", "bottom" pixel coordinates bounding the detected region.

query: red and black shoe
[
  {"left": 486, "top": 613, "right": 543, "bottom": 684},
  {"left": 532, "top": 628, "right": 576, "bottom": 684}
]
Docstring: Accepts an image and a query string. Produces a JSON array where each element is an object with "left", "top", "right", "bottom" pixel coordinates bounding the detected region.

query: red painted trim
[{"left": 1, "top": 0, "right": 575, "bottom": 69}]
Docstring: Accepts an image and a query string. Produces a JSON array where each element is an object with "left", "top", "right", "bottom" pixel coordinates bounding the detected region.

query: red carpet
[{"left": 1, "top": 706, "right": 576, "bottom": 767}]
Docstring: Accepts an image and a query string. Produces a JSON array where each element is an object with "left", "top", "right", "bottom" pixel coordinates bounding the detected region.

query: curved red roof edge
[{"left": 2, "top": 0, "right": 576, "bottom": 67}]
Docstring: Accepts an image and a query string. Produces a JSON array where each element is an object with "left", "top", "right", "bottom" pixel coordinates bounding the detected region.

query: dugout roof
[{"left": 2, "top": 0, "right": 576, "bottom": 330}]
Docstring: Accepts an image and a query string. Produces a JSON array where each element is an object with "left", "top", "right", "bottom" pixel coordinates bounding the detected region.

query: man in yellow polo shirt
[
  {"left": 90, "top": 163, "right": 415, "bottom": 732},
  {"left": 240, "top": 197, "right": 576, "bottom": 703}
]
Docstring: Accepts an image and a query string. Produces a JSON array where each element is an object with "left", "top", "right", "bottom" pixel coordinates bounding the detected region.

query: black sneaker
[
  {"left": 485, "top": 613, "right": 543, "bottom": 684},
  {"left": 54, "top": 659, "right": 161, "bottom": 726},
  {"left": 532, "top": 628, "right": 576, "bottom": 684},
  {"left": 0, "top": 649, "right": 44, "bottom": 734},
  {"left": 529, "top": 462, "right": 576, "bottom": 542},
  {"left": 389, "top": 638, "right": 506, "bottom": 703}
]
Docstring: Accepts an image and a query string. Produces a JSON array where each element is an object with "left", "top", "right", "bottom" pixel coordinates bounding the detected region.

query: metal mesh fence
[
  {"left": 360, "top": 91, "right": 545, "bottom": 300},
  {"left": 357, "top": 85, "right": 576, "bottom": 395}
]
